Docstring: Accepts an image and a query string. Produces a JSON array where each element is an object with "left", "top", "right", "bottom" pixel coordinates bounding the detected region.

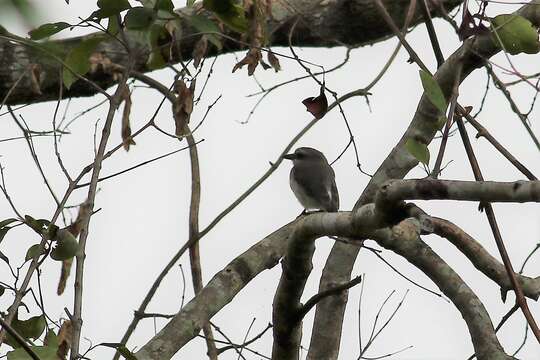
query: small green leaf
[
  {"left": 435, "top": 115, "right": 447, "bottom": 131},
  {"left": 154, "top": 0, "right": 174, "bottom": 13},
  {"left": 11, "top": 315, "right": 46, "bottom": 341},
  {"left": 405, "top": 138, "right": 430, "bottom": 165},
  {"left": 202, "top": 0, "right": 247, "bottom": 33},
  {"left": 146, "top": 24, "right": 167, "bottom": 70},
  {"left": 203, "top": 0, "right": 234, "bottom": 14},
  {"left": 419, "top": 70, "right": 447, "bottom": 113},
  {"left": 187, "top": 14, "right": 222, "bottom": 49},
  {"left": 62, "top": 36, "right": 104, "bottom": 89},
  {"left": 0, "top": 227, "right": 11, "bottom": 244},
  {"left": 44, "top": 329, "right": 59, "bottom": 348},
  {"left": 125, "top": 7, "right": 156, "bottom": 30},
  {"left": 491, "top": 14, "right": 540, "bottom": 55},
  {"left": 28, "top": 22, "right": 71, "bottom": 40},
  {"left": 91, "top": 0, "right": 131, "bottom": 19},
  {"left": 7, "top": 345, "right": 58, "bottom": 360},
  {"left": 51, "top": 229, "right": 79, "bottom": 261},
  {"left": 0, "top": 250, "right": 9, "bottom": 264},
  {"left": 0, "top": 218, "right": 18, "bottom": 228},
  {"left": 25, "top": 244, "right": 43, "bottom": 262},
  {"left": 101, "top": 343, "right": 138, "bottom": 360},
  {"left": 24, "top": 215, "right": 50, "bottom": 234}
]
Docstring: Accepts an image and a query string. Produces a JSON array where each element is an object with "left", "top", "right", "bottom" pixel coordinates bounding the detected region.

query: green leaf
[
  {"left": 50, "top": 229, "right": 79, "bottom": 261},
  {"left": 91, "top": 0, "right": 131, "bottom": 19},
  {"left": 125, "top": 7, "right": 156, "bottom": 30},
  {"left": 203, "top": 0, "right": 234, "bottom": 14},
  {"left": 405, "top": 138, "right": 430, "bottom": 165},
  {"left": 154, "top": 0, "right": 174, "bottom": 13},
  {"left": 44, "top": 329, "right": 59, "bottom": 348},
  {"left": 107, "top": 15, "right": 120, "bottom": 35},
  {"left": 101, "top": 343, "right": 138, "bottom": 360},
  {"left": 24, "top": 215, "right": 50, "bottom": 234},
  {"left": 202, "top": 0, "right": 247, "bottom": 33},
  {"left": 7, "top": 345, "right": 58, "bottom": 360},
  {"left": 491, "top": 14, "right": 540, "bottom": 55},
  {"left": 146, "top": 24, "right": 167, "bottom": 70},
  {"left": 62, "top": 36, "right": 104, "bottom": 89},
  {"left": 0, "top": 250, "right": 9, "bottom": 264},
  {"left": 11, "top": 315, "right": 46, "bottom": 341},
  {"left": 25, "top": 244, "right": 43, "bottom": 262},
  {"left": 28, "top": 22, "right": 71, "bottom": 40},
  {"left": 0, "top": 227, "right": 10, "bottom": 244},
  {"left": 0, "top": 218, "right": 18, "bottom": 228},
  {"left": 419, "top": 70, "right": 447, "bottom": 113},
  {"left": 187, "top": 14, "right": 222, "bottom": 49}
]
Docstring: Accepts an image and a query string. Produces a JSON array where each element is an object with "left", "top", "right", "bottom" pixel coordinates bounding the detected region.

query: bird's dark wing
[{"left": 328, "top": 168, "right": 339, "bottom": 212}]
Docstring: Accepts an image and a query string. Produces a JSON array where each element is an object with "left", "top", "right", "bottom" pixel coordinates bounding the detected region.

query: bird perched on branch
[{"left": 283, "top": 147, "right": 339, "bottom": 213}]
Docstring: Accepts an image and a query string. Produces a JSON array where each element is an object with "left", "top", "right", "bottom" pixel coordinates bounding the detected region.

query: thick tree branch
[
  {"left": 271, "top": 225, "right": 316, "bottom": 360},
  {"left": 134, "top": 205, "right": 517, "bottom": 359},
  {"left": 134, "top": 221, "right": 294, "bottom": 359},
  {"left": 376, "top": 179, "right": 540, "bottom": 210},
  {"left": 430, "top": 217, "right": 540, "bottom": 300},
  {"left": 313, "top": 2, "right": 540, "bottom": 356},
  {"left": 0, "top": 0, "right": 463, "bottom": 106},
  {"left": 371, "top": 220, "right": 512, "bottom": 360}
]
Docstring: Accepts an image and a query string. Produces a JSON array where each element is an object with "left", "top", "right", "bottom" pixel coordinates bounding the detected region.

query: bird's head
[{"left": 283, "top": 147, "right": 328, "bottom": 165}]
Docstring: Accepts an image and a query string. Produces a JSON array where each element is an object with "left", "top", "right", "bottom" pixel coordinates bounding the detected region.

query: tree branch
[
  {"left": 0, "top": 0, "right": 463, "bottom": 106},
  {"left": 430, "top": 217, "right": 540, "bottom": 300}
]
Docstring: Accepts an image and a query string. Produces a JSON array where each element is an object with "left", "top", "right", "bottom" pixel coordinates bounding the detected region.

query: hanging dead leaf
[
  {"left": 192, "top": 35, "right": 208, "bottom": 68},
  {"left": 120, "top": 85, "right": 135, "bottom": 151},
  {"left": 232, "top": 48, "right": 262, "bottom": 75},
  {"left": 57, "top": 203, "right": 89, "bottom": 295},
  {"left": 302, "top": 83, "right": 328, "bottom": 119},
  {"left": 173, "top": 79, "right": 196, "bottom": 137},
  {"left": 57, "top": 320, "right": 73, "bottom": 359},
  {"left": 267, "top": 51, "right": 281, "bottom": 72},
  {"left": 29, "top": 64, "right": 42, "bottom": 95}
]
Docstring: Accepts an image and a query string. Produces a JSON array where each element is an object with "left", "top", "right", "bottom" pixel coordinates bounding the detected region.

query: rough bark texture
[{"left": 0, "top": 0, "right": 463, "bottom": 106}]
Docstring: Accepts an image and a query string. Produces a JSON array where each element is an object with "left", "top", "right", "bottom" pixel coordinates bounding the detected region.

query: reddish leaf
[
  {"left": 302, "top": 84, "right": 328, "bottom": 119},
  {"left": 458, "top": 8, "right": 489, "bottom": 40}
]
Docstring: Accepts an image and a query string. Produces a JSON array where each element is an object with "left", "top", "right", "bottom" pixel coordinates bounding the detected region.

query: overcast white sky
[{"left": 0, "top": 1, "right": 539, "bottom": 359}]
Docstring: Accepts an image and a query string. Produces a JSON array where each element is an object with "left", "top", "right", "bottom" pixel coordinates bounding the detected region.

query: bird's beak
[{"left": 283, "top": 153, "right": 297, "bottom": 160}]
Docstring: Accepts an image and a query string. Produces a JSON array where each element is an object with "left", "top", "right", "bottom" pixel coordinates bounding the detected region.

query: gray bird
[{"left": 283, "top": 147, "right": 339, "bottom": 213}]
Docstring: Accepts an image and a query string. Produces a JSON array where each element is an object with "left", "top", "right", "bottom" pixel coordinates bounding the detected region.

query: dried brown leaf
[
  {"left": 232, "top": 48, "right": 262, "bottom": 75},
  {"left": 267, "top": 51, "right": 281, "bottom": 72},
  {"left": 173, "top": 79, "right": 195, "bottom": 137},
  {"left": 120, "top": 86, "right": 135, "bottom": 151},
  {"left": 192, "top": 35, "right": 208, "bottom": 68},
  {"left": 29, "top": 64, "right": 42, "bottom": 95},
  {"left": 57, "top": 320, "right": 73, "bottom": 359}
]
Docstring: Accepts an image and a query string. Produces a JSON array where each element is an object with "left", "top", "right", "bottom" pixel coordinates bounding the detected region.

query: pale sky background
[{"left": 0, "top": 1, "right": 539, "bottom": 359}]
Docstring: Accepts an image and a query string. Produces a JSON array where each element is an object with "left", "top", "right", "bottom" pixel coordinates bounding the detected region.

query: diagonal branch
[{"left": 430, "top": 217, "right": 540, "bottom": 300}]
